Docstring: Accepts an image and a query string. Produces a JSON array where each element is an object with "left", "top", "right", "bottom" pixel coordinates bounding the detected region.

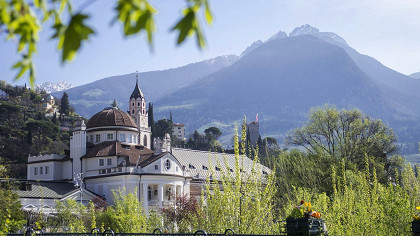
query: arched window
[
  {"left": 143, "top": 135, "right": 147, "bottom": 146},
  {"left": 138, "top": 102, "right": 140, "bottom": 106},
  {"left": 132, "top": 109, "right": 134, "bottom": 114},
  {"left": 132, "top": 102, "right": 134, "bottom": 106}
]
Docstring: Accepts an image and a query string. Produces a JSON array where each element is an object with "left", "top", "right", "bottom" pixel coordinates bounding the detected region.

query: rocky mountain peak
[
  {"left": 289, "top": 24, "right": 348, "bottom": 46},
  {"left": 289, "top": 24, "right": 320, "bottom": 37},
  {"left": 36, "top": 81, "right": 73, "bottom": 93}
]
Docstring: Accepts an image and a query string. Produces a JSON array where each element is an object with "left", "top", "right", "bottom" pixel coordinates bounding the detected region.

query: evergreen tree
[
  {"left": 148, "top": 103, "right": 154, "bottom": 149},
  {"left": 52, "top": 112, "right": 57, "bottom": 124},
  {"left": 59, "top": 92, "right": 70, "bottom": 116},
  {"left": 111, "top": 99, "right": 118, "bottom": 108}
]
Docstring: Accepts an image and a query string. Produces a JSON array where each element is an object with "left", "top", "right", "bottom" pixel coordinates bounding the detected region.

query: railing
[{"left": 8, "top": 228, "right": 287, "bottom": 236}]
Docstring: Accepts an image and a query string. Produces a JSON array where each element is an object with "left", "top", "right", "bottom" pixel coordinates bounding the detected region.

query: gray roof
[
  {"left": 171, "top": 148, "right": 271, "bottom": 180},
  {"left": 14, "top": 181, "right": 79, "bottom": 199}
]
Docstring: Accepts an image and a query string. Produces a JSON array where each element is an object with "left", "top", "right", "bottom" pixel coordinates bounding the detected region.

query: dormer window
[
  {"left": 215, "top": 167, "right": 221, "bottom": 171},
  {"left": 95, "top": 134, "right": 100, "bottom": 143},
  {"left": 262, "top": 170, "right": 268, "bottom": 175},
  {"left": 230, "top": 168, "right": 234, "bottom": 172},
  {"left": 202, "top": 165, "right": 208, "bottom": 170},
  {"left": 189, "top": 164, "right": 195, "bottom": 169},
  {"left": 165, "top": 159, "right": 171, "bottom": 170}
]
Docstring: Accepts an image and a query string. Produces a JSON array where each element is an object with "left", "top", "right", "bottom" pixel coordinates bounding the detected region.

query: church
[{"left": 18, "top": 77, "right": 271, "bottom": 213}]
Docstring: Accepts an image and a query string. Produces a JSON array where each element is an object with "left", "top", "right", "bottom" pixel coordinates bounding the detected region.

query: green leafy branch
[{"left": 0, "top": 0, "right": 213, "bottom": 87}]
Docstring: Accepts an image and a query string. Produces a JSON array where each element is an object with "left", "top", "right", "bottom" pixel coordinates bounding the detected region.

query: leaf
[
  {"left": 204, "top": 0, "right": 212, "bottom": 25},
  {"left": 61, "top": 13, "right": 94, "bottom": 62},
  {"left": 12, "top": 54, "right": 33, "bottom": 82},
  {"left": 171, "top": 8, "right": 196, "bottom": 45},
  {"left": 113, "top": 0, "right": 156, "bottom": 43}
]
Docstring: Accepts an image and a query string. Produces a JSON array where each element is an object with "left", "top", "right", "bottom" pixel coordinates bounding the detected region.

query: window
[
  {"left": 107, "top": 133, "right": 113, "bottom": 140},
  {"left": 189, "top": 164, "right": 195, "bottom": 169},
  {"left": 165, "top": 159, "right": 171, "bottom": 170},
  {"left": 148, "top": 186, "right": 152, "bottom": 201},
  {"left": 95, "top": 134, "right": 100, "bottom": 143},
  {"left": 89, "top": 135, "right": 93, "bottom": 142},
  {"left": 40, "top": 167, "right": 43, "bottom": 174},
  {"left": 137, "top": 102, "right": 140, "bottom": 106},
  {"left": 107, "top": 158, "right": 112, "bottom": 166},
  {"left": 155, "top": 165, "right": 158, "bottom": 170},
  {"left": 262, "top": 170, "right": 268, "bottom": 175},
  {"left": 132, "top": 102, "right": 134, "bottom": 106},
  {"left": 45, "top": 166, "right": 49, "bottom": 174},
  {"left": 99, "top": 159, "right": 104, "bottom": 166},
  {"left": 132, "top": 109, "right": 134, "bottom": 114},
  {"left": 143, "top": 135, "right": 147, "bottom": 146},
  {"left": 120, "top": 134, "right": 126, "bottom": 142},
  {"left": 202, "top": 165, "right": 208, "bottom": 170},
  {"left": 215, "top": 167, "right": 221, "bottom": 171},
  {"left": 176, "top": 166, "right": 179, "bottom": 172},
  {"left": 34, "top": 167, "right": 38, "bottom": 175}
]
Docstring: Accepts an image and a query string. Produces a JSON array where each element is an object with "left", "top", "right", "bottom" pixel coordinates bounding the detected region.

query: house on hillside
[
  {"left": 35, "top": 94, "right": 58, "bottom": 116},
  {"left": 17, "top": 76, "right": 270, "bottom": 214}
]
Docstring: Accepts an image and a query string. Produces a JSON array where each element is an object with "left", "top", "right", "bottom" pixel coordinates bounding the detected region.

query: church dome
[{"left": 86, "top": 107, "right": 137, "bottom": 130}]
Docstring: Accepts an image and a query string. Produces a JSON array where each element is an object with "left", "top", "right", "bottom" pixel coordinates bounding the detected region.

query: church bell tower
[{"left": 129, "top": 74, "right": 151, "bottom": 148}]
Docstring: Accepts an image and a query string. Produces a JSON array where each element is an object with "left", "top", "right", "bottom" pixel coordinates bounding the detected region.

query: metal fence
[{"left": 8, "top": 228, "right": 287, "bottom": 236}]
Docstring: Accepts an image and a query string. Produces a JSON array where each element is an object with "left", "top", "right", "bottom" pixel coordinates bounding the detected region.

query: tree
[
  {"left": 59, "top": 92, "right": 70, "bottom": 116},
  {"left": 1, "top": 0, "right": 213, "bottom": 86},
  {"left": 285, "top": 106, "right": 397, "bottom": 179},
  {"left": 111, "top": 99, "right": 118, "bottom": 108},
  {"left": 204, "top": 127, "right": 222, "bottom": 140},
  {"left": 154, "top": 119, "right": 172, "bottom": 139},
  {"left": 26, "top": 119, "right": 60, "bottom": 154}
]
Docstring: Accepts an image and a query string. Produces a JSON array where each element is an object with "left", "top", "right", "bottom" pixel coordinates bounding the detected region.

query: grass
[{"left": 82, "top": 89, "right": 105, "bottom": 97}]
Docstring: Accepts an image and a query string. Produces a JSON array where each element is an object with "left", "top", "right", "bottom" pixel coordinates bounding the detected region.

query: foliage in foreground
[
  {"left": 0, "top": 165, "right": 25, "bottom": 235},
  {"left": 0, "top": 0, "right": 213, "bottom": 86},
  {"left": 281, "top": 158, "right": 418, "bottom": 236}
]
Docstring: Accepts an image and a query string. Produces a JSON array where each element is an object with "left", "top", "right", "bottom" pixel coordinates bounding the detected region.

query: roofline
[
  {"left": 28, "top": 158, "right": 72, "bottom": 164},
  {"left": 86, "top": 126, "right": 138, "bottom": 132},
  {"left": 84, "top": 172, "right": 186, "bottom": 180}
]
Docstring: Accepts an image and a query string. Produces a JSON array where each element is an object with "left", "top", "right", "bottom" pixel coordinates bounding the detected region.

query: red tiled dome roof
[{"left": 86, "top": 107, "right": 137, "bottom": 129}]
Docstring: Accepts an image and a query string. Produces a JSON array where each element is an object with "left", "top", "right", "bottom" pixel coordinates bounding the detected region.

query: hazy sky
[{"left": 1, "top": 0, "right": 420, "bottom": 86}]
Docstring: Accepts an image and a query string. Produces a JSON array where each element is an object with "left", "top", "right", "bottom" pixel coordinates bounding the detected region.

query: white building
[
  {"left": 172, "top": 123, "right": 186, "bottom": 141},
  {"left": 19, "top": 77, "right": 270, "bottom": 213}
]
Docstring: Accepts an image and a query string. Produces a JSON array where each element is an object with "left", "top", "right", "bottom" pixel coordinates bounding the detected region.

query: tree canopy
[
  {"left": 285, "top": 106, "right": 397, "bottom": 172},
  {"left": 0, "top": 0, "right": 213, "bottom": 86}
]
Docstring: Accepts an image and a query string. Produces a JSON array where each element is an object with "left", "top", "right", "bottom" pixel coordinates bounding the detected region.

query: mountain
[
  {"left": 36, "top": 81, "right": 73, "bottom": 93},
  {"left": 410, "top": 72, "right": 420, "bottom": 79},
  {"left": 290, "top": 25, "right": 420, "bottom": 100},
  {"left": 154, "top": 26, "right": 420, "bottom": 152},
  {"left": 54, "top": 55, "right": 239, "bottom": 117}
]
